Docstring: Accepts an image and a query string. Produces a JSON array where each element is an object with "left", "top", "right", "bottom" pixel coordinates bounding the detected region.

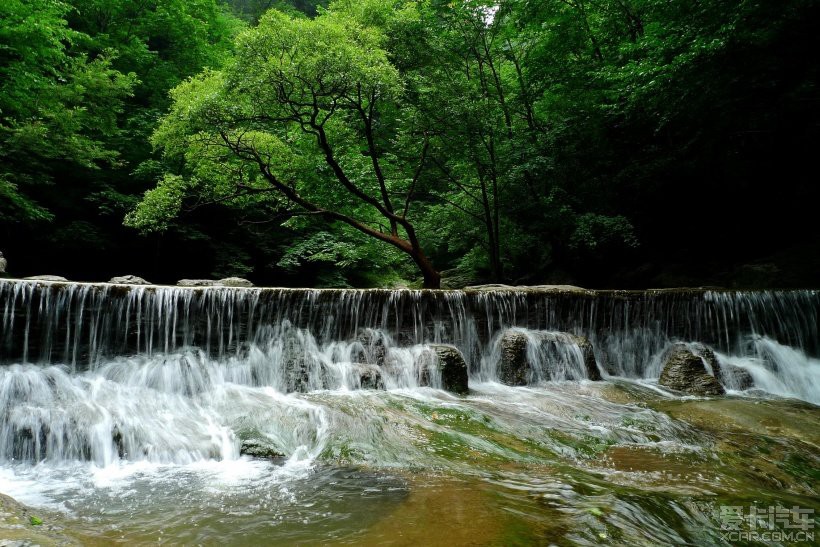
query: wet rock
[
  {"left": 219, "top": 277, "right": 254, "bottom": 287},
  {"left": 0, "top": 252, "right": 7, "bottom": 274},
  {"left": 177, "top": 279, "right": 219, "bottom": 287},
  {"left": 498, "top": 330, "right": 529, "bottom": 385},
  {"left": 240, "top": 438, "right": 285, "bottom": 459},
  {"left": 278, "top": 333, "right": 335, "bottom": 392},
  {"left": 718, "top": 363, "right": 755, "bottom": 390},
  {"left": 688, "top": 342, "right": 722, "bottom": 378},
  {"left": 659, "top": 345, "right": 725, "bottom": 396},
  {"left": 0, "top": 493, "right": 79, "bottom": 545},
  {"left": 23, "top": 275, "right": 68, "bottom": 282},
  {"left": 283, "top": 353, "right": 313, "bottom": 393},
  {"left": 464, "top": 283, "right": 516, "bottom": 291},
  {"left": 177, "top": 278, "right": 254, "bottom": 287},
  {"left": 109, "top": 275, "right": 151, "bottom": 285},
  {"left": 543, "top": 332, "right": 602, "bottom": 381},
  {"left": 497, "top": 330, "right": 601, "bottom": 385},
  {"left": 356, "top": 363, "right": 384, "bottom": 389},
  {"left": 429, "top": 344, "right": 469, "bottom": 394},
  {"left": 528, "top": 284, "right": 591, "bottom": 293},
  {"left": 687, "top": 342, "right": 754, "bottom": 390},
  {"left": 356, "top": 329, "right": 389, "bottom": 367},
  {"left": 112, "top": 426, "right": 126, "bottom": 458},
  {"left": 465, "top": 284, "right": 592, "bottom": 294},
  {"left": 439, "top": 268, "right": 480, "bottom": 289}
]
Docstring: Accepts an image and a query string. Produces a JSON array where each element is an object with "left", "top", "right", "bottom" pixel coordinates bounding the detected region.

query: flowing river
[{"left": 0, "top": 280, "right": 818, "bottom": 545}]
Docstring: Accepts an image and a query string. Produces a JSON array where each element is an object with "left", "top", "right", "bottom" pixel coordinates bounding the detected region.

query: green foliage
[
  {"left": 69, "top": 0, "right": 242, "bottom": 107},
  {"left": 124, "top": 174, "right": 191, "bottom": 232},
  {"left": 0, "top": 0, "right": 135, "bottom": 222},
  {"left": 0, "top": 0, "right": 239, "bottom": 222},
  {"left": 276, "top": 229, "right": 410, "bottom": 287},
  {"left": 225, "top": 0, "right": 326, "bottom": 22},
  {"left": 569, "top": 214, "right": 638, "bottom": 252},
  {"left": 130, "top": 2, "right": 444, "bottom": 285},
  {"left": 0, "top": 0, "right": 249, "bottom": 282},
  {"left": 278, "top": 231, "right": 365, "bottom": 271},
  {"left": 3, "top": 0, "right": 818, "bottom": 287}
]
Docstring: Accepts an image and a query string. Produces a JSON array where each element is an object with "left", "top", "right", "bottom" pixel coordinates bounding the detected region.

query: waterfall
[
  {"left": 2, "top": 281, "right": 817, "bottom": 374},
  {"left": 0, "top": 279, "right": 818, "bottom": 466}
]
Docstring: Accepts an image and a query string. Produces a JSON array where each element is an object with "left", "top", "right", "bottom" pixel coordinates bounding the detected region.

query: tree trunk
[
  {"left": 412, "top": 250, "right": 441, "bottom": 289},
  {"left": 490, "top": 249, "right": 504, "bottom": 283}
]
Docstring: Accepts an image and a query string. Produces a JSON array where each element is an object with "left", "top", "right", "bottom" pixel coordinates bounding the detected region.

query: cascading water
[
  {"left": 0, "top": 279, "right": 818, "bottom": 545},
  {"left": 2, "top": 281, "right": 817, "bottom": 395}
]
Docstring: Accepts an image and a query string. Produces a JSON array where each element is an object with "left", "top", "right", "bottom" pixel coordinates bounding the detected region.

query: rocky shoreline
[{"left": 0, "top": 493, "right": 78, "bottom": 546}]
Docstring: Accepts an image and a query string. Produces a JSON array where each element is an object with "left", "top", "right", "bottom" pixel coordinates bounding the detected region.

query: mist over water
[{"left": 0, "top": 280, "right": 818, "bottom": 544}]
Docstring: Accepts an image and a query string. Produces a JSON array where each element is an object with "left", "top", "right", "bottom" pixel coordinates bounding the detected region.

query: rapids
[{"left": 0, "top": 280, "right": 818, "bottom": 545}]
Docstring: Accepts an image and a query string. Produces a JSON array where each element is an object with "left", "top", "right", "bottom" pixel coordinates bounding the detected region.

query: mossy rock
[
  {"left": 429, "top": 344, "right": 469, "bottom": 394},
  {"left": 240, "top": 438, "right": 286, "bottom": 460},
  {"left": 659, "top": 345, "right": 724, "bottom": 396}
]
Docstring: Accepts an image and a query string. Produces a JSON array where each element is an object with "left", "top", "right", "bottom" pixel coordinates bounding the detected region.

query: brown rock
[
  {"left": 659, "top": 345, "right": 725, "bottom": 396},
  {"left": 429, "top": 344, "right": 469, "bottom": 394}
]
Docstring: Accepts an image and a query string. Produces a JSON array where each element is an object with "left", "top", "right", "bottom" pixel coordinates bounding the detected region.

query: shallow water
[{"left": 1, "top": 382, "right": 818, "bottom": 546}]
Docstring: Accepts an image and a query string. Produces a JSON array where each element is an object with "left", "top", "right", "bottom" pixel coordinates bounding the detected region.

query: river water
[{"left": 0, "top": 281, "right": 817, "bottom": 545}]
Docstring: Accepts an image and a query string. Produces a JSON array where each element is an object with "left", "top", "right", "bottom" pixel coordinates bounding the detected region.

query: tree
[
  {"left": 406, "top": 0, "right": 637, "bottom": 284},
  {"left": 0, "top": 0, "right": 135, "bottom": 224},
  {"left": 66, "top": 0, "right": 243, "bottom": 211},
  {"left": 418, "top": 1, "right": 512, "bottom": 282},
  {"left": 128, "top": 6, "right": 443, "bottom": 287},
  {"left": 224, "top": 0, "right": 325, "bottom": 22},
  {"left": 1, "top": 0, "right": 245, "bottom": 281}
]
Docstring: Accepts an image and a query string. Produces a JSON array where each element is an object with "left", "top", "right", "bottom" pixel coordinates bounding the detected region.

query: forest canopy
[{"left": 2, "top": 0, "right": 819, "bottom": 288}]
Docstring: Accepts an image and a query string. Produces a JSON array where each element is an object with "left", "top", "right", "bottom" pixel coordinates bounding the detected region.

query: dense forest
[{"left": 1, "top": 0, "right": 818, "bottom": 288}]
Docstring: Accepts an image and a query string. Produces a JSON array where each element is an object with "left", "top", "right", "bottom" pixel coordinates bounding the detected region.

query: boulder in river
[
  {"left": 550, "top": 332, "right": 602, "bottom": 381},
  {"left": 687, "top": 342, "right": 754, "bottom": 390},
  {"left": 177, "top": 278, "right": 254, "bottom": 287},
  {"left": 356, "top": 329, "right": 389, "bottom": 367},
  {"left": 240, "top": 438, "right": 285, "bottom": 459},
  {"left": 23, "top": 275, "right": 68, "bottom": 282},
  {"left": 465, "top": 284, "right": 591, "bottom": 294},
  {"left": 498, "top": 330, "right": 529, "bottom": 385},
  {"left": 0, "top": 252, "right": 7, "bottom": 274},
  {"left": 177, "top": 279, "right": 219, "bottom": 287},
  {"left": 718, "top": 363, "right": 755, "bottom": 390},
  {"left": 659, "top": 345, "right": 725, "bottom": 396},
  {"left": 429, "top": 344, "right": 469, "bottom": 394},
  {"left": 109, "top": 275, "right": 151, "bottom": 285},
  {"left": 219, "top": 277, "right": 254, "bottom": 287},
  {"left": 498, "top": 329, "right": 601, "bottom": 385},
  {"left": 687, "top": 343, "right": 721, "bottom": 377},
  {"left": 356, "top": 363, "right": 384, "bottom": 389}
]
